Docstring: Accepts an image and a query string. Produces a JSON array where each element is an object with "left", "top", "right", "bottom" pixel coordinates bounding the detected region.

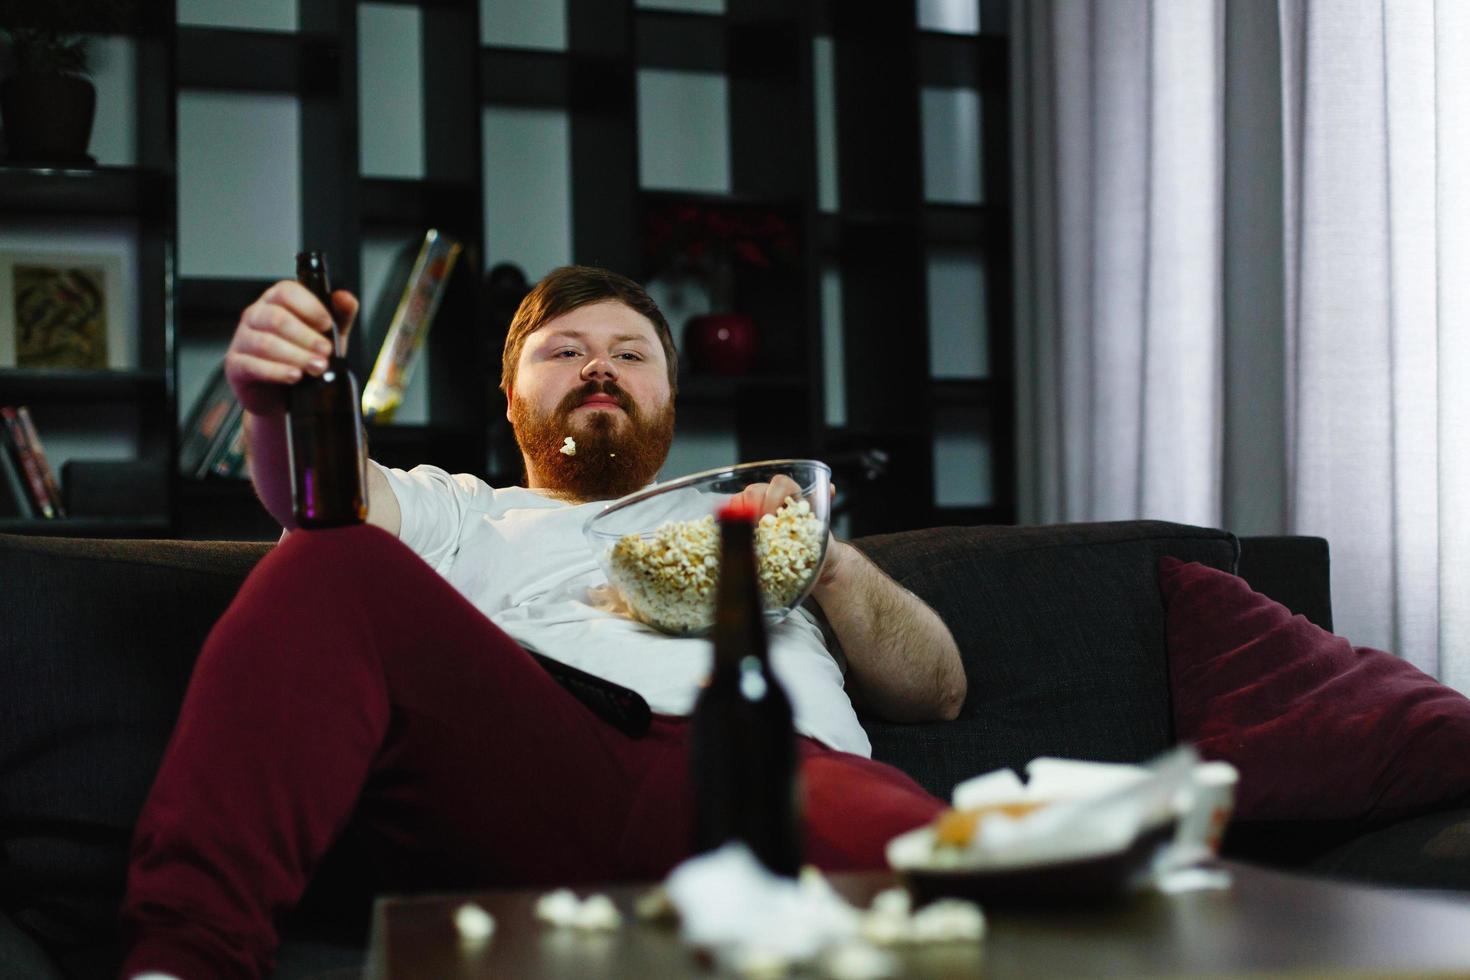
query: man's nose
[{"left": 581, "top": 355, "right": 617, "bottom": 381}]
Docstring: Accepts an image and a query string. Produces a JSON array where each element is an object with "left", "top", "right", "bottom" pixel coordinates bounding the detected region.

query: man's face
[{"left": 507, "top": 299, "right": 676, "bottom": 501}]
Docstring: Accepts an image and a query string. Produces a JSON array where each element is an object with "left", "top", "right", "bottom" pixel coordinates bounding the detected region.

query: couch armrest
[
  {"left": 0, "top": 533, "right": 273, "bottom": 976},
  {"left": 1235, "top": 535, "right": 1332, "bottom": 632}
]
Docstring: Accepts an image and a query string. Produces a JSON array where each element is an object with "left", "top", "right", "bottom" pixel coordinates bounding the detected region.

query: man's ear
[{"left": 504, "top": 386, "right": 513, "bottom": 422}]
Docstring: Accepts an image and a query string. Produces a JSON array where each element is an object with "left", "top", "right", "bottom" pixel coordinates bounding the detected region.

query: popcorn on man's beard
[{"left": 508, "top": 382, "right": 675, "bottom": 502}]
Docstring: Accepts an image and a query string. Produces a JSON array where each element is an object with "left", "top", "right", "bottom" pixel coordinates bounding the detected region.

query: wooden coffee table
[{"left": 364, "top": 862, "right": 1470, "bottom": 978}]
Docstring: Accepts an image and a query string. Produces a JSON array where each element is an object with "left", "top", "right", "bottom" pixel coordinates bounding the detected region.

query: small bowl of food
[
  {"left": 583, "top": 459, "right": 832, "bottom": 635},
  {"left": 889, "top": 801, "right": 1178, "bottom": 907}
]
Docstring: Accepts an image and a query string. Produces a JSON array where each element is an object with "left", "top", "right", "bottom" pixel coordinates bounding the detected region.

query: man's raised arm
[
  {"left": 808, "top": 539, "right": 966, "bottom": 723},
  {"left": 226, "top": 281, "right": 400, "bottom": 536}
]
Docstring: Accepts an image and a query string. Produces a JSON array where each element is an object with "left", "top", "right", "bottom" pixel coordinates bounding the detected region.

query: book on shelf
[
  {"left": 17, "top": 407, "right": 66, "bottom": 516},
  {"left": 179, "top": 363, "right": 241, "bottom": 478},
  {"left": 1, "top": 405, "right": 64, "bottom": 518},
  {"left": 361, "top": 229, "right": 463, "bottom": 423},
  {"left": 0, "top": 423, "right": 35, "bottom": 518}
]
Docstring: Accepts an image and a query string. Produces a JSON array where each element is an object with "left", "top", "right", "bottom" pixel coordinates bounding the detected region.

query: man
[{"left": 121, "top": 266, "right": 965, "bottom": 979}]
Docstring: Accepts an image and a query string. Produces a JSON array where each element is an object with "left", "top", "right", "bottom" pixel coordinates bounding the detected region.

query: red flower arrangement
[{"left": 644, "top": 202, "right": 799, "bottom": 311}]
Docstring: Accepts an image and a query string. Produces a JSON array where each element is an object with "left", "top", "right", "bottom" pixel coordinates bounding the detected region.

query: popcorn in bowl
[
  {"left": 606, "top": 496, "right": 826, "bottom": 635},
  {"left": 585, "top": 459, "right": 833, "bottom": 635}
]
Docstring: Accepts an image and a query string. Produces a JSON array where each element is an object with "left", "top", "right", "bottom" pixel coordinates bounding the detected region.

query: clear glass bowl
[{"left": 583, "top": 459, "right": 833, "bottom": 636}]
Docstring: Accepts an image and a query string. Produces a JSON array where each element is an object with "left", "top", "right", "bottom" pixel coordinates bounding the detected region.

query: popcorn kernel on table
[
  {"left": 572, "top": 893, "right": 622, "bottom": 931},
  {"left": 535, "top": 888, "right": 580, "bottom": 925},
  {"left": 535, "top": 888, "right": 622, "bottom": 931},
  {"left": 453, "top": 902, "right": 496, "bottom": 943}
]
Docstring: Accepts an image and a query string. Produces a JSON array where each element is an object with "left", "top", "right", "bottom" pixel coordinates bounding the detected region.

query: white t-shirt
[{"left": 376, "top": 462, "right": 872, "bottom": 756}]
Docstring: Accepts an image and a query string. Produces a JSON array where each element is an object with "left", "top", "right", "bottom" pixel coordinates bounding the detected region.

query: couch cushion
[
  {"left": 852, "top": 520, "right": 1238, "bottom": 798},
  {"left": 1161, "top": 556, "right": 1470, "bottom": 823},
  {"left": 0, "top": 534, "right": 270, "bottom": 974}
]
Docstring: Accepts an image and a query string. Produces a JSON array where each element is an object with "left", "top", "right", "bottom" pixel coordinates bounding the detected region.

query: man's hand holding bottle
[
  {"left": 225, "top": 281, "right": 359, "bottom": 415},
  {"left": 223, "top": 257, "right": 382, "bottom": 532}
]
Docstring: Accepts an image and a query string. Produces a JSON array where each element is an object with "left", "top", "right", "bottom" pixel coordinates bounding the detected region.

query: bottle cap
[{"left": 717, "top": 500, "right": 759, "bottom": 523}]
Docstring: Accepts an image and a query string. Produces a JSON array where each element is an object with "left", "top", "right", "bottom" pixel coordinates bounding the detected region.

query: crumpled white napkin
[
  {"left": 664, "top": 843, "right": 860, "bottom": 963},
  {"left": 662, "top": 843, "right": 985, "bottom": 977}
]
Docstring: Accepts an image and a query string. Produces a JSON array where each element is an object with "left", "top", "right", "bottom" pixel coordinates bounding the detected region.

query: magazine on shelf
[
  {"left": 361, "top": 229, "right": 463, "bottom": 423},
  {"left": 178, "top": 363, "right": 240, "bottom": 478},
  {"left": 207, "top": 411, "right": 248, "bottom": 480},
  {"left": 194, "top": 399, "right": 244, "bottom": 480}
]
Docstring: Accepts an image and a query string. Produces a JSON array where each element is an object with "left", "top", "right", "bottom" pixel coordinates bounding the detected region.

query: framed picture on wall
[{"left": 0, "top": 249, "right": 128, "bottom": 371}]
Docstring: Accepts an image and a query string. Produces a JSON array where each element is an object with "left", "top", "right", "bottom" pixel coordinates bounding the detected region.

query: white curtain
[
  {"left": 1280, "top": 0, "right": 1470, "bottom": 685},
  {"left": 1014, "top": 0, "right": 1227, "bottom": 527},
  {"left": 1014, "top": 0, "right": 1470, "bottom": 689}
]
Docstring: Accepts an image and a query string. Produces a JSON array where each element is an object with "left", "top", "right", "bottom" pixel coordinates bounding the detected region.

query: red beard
[{"left": 509, "top": 380, "right": 675, "bottom": 502}]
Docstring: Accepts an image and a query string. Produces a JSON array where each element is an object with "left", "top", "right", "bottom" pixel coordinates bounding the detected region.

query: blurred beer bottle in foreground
[
  {"left": 689, "top": 501, "right": 803, "bottom": 876},
  {"left": 288, "top": 251, "right": 368, "bottom": 528}
]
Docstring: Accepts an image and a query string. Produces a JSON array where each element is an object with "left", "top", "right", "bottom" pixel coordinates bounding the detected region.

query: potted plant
[
  {"left": 1, "top": 0, "right": 131, "bottom": 165},
  {"left": 644, "top": 201, "right": 799, "bottom": 377}
]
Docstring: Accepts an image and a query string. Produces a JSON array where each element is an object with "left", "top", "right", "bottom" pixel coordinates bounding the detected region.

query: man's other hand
[
  {"left": 226, "top": 281, "right": 359, "bottom": 417},
  {"left": 731, "top": 473, "right": 802, "bottom": 518},
  {"left": 735, "top": 474, "right": 843, "bottom": 583}
]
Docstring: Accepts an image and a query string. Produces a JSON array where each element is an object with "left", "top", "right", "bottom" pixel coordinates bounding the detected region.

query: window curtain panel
[
  {"left": 1280, "top": 0, "right": 1469, "bottom": 688},
  {"left": 1013, "top": 0, "right": 1469, "bottom": 690},
  {"left": 1012, "top": 0, "right": 1228, "bottom": 529}
]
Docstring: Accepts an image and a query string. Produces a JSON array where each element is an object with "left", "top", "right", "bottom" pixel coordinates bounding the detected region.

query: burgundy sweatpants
[{"left": 119, "top": 524, "right": 944, "bottom": 979}]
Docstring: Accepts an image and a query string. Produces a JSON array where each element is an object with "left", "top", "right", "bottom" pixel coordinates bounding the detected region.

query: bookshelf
[
  {"left": 0, "top": 0, "right": 175, "bottom": 537},
  {"left": 0, "top": 0, "right": 1014, "bottom": 540}
]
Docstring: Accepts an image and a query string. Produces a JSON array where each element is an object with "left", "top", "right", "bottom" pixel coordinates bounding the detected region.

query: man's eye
[
  {"left": 554, "top": 349, "right": 581, "bottom": 358},
  {"left": 616, "top": 352, "right": 643, "bottom": 361}
]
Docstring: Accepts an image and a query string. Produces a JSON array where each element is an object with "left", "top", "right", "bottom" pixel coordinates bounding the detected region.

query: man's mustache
[{"left": 557, "top": 380, "right": 634, "bottom": 417}]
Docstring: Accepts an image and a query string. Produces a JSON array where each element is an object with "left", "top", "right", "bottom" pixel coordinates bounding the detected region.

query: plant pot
[
  {"left": 685, "top": 313, "right": 759, "bottom": 377},
  {"left": 1, "top": 72, "right": 97, "bottom": 166}
]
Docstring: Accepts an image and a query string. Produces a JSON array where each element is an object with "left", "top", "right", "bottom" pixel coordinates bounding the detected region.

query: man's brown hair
[{"left": 500, "top": 265, "right": 678, "bottom": 398}]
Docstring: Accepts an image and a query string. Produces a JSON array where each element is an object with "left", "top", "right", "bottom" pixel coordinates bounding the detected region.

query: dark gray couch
[{"left": 2, "top": 520, "right": 1465, "bottom": 979}]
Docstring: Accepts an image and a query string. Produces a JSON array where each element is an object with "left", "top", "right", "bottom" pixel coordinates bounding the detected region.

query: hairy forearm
[{"left": 809, "top": 539, "right": 966, "bottom": 723}]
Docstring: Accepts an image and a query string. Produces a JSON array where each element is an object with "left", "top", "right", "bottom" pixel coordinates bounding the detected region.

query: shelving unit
[
  {"left": 0, "top": 165, "right": 170, "bottom": 216},
  {"left": 0, "top": 0, "right": 176, "bottom": 538},
  {"left": 0, "top": 0, "right": 1014, "bottom": 540}
]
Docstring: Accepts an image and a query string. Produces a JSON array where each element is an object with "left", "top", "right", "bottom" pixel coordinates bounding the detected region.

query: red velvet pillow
[{"left": 1159, "top": 556, "right": 1470, "bottom": 823}]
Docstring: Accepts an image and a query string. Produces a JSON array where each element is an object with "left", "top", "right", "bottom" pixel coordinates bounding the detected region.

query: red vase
[{"left": 685, "top": 313, "right": 758, "bottom": 377}]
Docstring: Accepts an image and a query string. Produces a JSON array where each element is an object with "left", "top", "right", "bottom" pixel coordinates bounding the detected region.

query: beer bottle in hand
[
  {"left": 288, "top": 251, "right": 368, "bottom": 527},
  {"left": 690, "top": 501, "right": 803, "bottom": 876}
]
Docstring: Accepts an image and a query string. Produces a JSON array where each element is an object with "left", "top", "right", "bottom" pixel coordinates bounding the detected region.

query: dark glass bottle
[
  {"left": 689, "top": 503, "right": 803, "bottom": 876},
  {"left": 288, "top": 251, "right": 367, "bottom": 528}
]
